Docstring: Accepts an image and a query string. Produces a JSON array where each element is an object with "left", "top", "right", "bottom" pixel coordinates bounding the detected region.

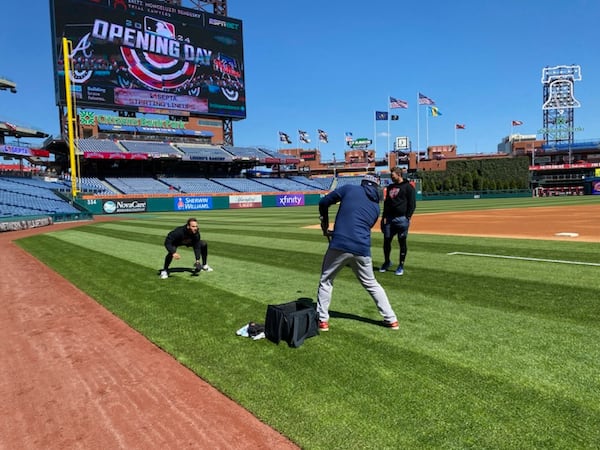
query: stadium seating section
[{"left": 0, "top": 176, "right": 81, "bottom": 218}]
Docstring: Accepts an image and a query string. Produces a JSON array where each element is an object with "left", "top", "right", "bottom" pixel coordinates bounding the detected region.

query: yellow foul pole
[{"left": 62, "top": 37, "right": 78, "bottom": 198}]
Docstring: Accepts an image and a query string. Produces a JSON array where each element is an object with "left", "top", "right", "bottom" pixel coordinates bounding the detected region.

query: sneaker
[
  {"left": 379, "top": 261, "right": 392, "bottom": 272},
  {"left": 384, "top": 320, "right": 400, "bottom": 330},
  {"left": 395, "top": 265, "right": 404, "bottom": 276},
  {"left": 318, "top": 321, "right": 329, "bottom": 332},
  {"left": 202, "top": 264, "right": 213, "bottom": 272},
  {"left": 160, "top": 270, "right": 168, "bottom": 279}
]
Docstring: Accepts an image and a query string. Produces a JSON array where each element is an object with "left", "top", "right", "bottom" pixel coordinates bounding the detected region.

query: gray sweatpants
[{"left": 316, "top": 248, "right": 397, "bottom": 324}]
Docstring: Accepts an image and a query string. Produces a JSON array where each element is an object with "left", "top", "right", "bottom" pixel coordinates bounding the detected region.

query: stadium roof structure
[
  {"left": 0, "top": 121, "right": 49, "bottom": 139},
  {"left": 0, "top": 76, "right": 17, "bottom": 94}
]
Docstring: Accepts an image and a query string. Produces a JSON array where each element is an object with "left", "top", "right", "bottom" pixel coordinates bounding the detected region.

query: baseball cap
[{"left": 362, "top": 174, "right": 380, "bottom": 186}]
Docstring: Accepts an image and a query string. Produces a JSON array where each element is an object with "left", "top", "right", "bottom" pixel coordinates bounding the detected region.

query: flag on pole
[
  {"left": 345, "top": 131, "right": 353, "bottom": 145},
  {"left": 391, "top": 115, "right": 399, "bottom": 120},
  {"left": 428, "top": 106, "right": 442, "bottom": 117},
  {"left": 512, "top": 120, "right": 523, "bottom": 126},
  {"left": 4, "top": 122, "right": 18, "bottom": 132},
  {"left": 318, "top": 129, "right": 328, "bottom": 143},
  {"left": 298, "top": 130, "right": 311, "bottom": 143},
  {"left": 418, "top": 93, "right": 436, "bottom": 105},
  {"left": 389, "top": 96, "right": 408, "bottom": 109},
  {"left": 375, "top": 111, "right": 388, "bottom": 120},
  {"left": 278, "top": 131, "right": 291, "bottom": 144},
  {"left": 455, "top": 123, "right": 465, "bottom": 129}
]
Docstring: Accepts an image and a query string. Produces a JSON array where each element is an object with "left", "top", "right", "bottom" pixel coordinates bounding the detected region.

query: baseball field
[{"left": 2, "top": 195, "right": 599, "bottom": 449}]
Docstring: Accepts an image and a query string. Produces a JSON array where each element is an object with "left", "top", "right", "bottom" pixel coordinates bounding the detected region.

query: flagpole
[
  {"left": 416, "top": 92, "right": 421, "bottom": 169},
  {"left": 373, "top": 111, "right": 377, "bottom": 155},
  {"left": 426, "top": 108, "right": 430, "bottom": 150},
  {"left": 316, "top": 129, "right": 320, "bottom": 153},
  {"left": 387, "top": 96, "right": 391, "bottom": 158}
]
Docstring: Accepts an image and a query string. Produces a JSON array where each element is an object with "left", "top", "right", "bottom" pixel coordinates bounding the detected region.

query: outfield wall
[
  {"left": 74, "top": 189, "right": 537, "bottom": 215},
  {"left": 421, "top": 189, "right": 532, "bottom": 200},
  {"left": 75, "top": 192, "right": 325, "bottom": 215}
]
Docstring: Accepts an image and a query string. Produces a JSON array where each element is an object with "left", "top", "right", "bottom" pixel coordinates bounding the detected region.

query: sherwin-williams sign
[
  {"left": 276, "top": 194, "right": 305, "bottom": 207},
  {"left": 174, "top": 196, "right": 213, "bottom": 211}
]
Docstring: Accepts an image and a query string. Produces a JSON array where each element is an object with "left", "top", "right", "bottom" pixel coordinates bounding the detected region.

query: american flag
[
  {"left": 389, "top": 96, "right": 408, "bottom": 109},
  {"left": 512, "top": 120, "right": 523, "bottom": 126},
  {"left": 455, "top": 124, "right": 465, "bottom": 130},
  {"left": 418, "top": 93, "right": 435, "bottom": 105}
]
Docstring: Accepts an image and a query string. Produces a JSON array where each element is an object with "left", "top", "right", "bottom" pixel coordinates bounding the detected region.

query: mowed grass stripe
[
  {"left": 49, "top": 226, "right": 325, "bottom": 270},
  {"left": 39, "top": 231, "right": 324, "bottom": 302},
  {"left": 400, "top": 233, "right": 600, "bottom": 263},
  {"left": 384, "top": 263, "right": 600, "bottom": 325},
  {"left": 75, "top": 220, "right": 327, "bottom": 254}
]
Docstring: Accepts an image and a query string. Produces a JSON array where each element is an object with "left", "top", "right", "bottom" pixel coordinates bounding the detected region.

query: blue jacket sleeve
[{"left": 318, "top": 190, "right": 342, "bottom": 232}]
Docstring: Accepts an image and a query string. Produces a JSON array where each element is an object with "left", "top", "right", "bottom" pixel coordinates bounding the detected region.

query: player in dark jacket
[
  {"left": 380, "top": 167, "right": 416, "bottom": 275},
  {"left": 316, "top": 174, "right": 399, "bottom": 331},
  {"left": 160, "top": 217, "right": 212, "bottom": 278}
]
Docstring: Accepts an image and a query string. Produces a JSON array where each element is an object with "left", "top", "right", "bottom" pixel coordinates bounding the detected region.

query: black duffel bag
[{"left": 265, "top": 299, "right": 319, "bottom": 348}]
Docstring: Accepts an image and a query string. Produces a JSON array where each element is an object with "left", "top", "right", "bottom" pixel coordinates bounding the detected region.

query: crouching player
[{"left": 160, "top": 217, "right": 212, "bottom": 278}]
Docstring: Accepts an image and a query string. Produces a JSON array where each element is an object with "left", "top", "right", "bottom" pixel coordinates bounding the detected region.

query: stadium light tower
[
  {"left": 541, "top": 64, "right": 581, "bottom": 146},
  {"left": 188, "top": 0, "right": 227, "bottom": 16},
  {"left": 168, "top": 0, "right": 227, "bottom": 16}
]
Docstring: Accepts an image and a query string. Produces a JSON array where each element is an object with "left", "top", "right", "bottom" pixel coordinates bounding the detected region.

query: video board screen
[{"left": 50, "top": 0, "right": 245, "bottom": 119}]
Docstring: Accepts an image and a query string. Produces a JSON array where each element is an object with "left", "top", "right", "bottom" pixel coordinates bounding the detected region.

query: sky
[{"left": 1, "top": 0, "right": 600, "bottom": 163}]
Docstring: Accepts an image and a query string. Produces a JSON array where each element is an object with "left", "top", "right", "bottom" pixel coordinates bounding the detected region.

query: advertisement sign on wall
[
  {"left": 276, "top": 194, "right": 305, "bottom": 207},
  {"left": 229, "top": 194, "right": 262, "bottom": 208},
  {"left": 174, "top": 196, "right": 213, "bottom": 211},
  {"left": 102, "top": 199, "right": 147, "bottom": 214}
]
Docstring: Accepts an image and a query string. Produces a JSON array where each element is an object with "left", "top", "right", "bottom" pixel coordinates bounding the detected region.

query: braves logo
[{"left": 69, "top": 33, "right": 95, "bottom": 84}]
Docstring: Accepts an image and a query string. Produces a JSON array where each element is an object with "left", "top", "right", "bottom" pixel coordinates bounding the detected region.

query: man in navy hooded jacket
[{"left": 316, "top": 174, "right": 399, "bottom": 331}]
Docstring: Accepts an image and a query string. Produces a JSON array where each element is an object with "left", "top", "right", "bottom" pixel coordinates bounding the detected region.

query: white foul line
[{"left": 447, "top": 252, "right": 600, "bottom": 267}]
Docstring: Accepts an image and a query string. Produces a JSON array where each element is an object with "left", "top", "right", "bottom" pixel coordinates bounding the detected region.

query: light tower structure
[{"left": 541, "top": 65, "right": 581, "bottom": 146}]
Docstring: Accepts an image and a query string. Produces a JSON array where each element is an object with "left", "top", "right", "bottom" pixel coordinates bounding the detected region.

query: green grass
[{"left": 16, "top": 196, "right": 600, "bottom": 449}]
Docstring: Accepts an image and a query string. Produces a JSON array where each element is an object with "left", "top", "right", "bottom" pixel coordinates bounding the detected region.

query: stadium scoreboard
[{"left": 50, "top": 0, "right": 245, "bottom": 119}]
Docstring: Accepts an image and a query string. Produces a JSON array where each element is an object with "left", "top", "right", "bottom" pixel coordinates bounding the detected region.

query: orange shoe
[
  {"left": 384, "top": 321, "right": 399, "bottom": 330},
  {"left": 318, "top": 321, "right": 329, "bottom": 332}
]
